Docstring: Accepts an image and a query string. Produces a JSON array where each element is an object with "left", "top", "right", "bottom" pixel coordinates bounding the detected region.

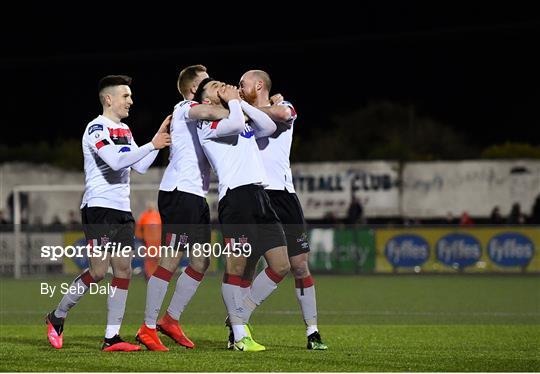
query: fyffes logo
[
  {"left": 436, "top": 233, "right": 481, "bottom": 268},
  {"left": 488, "top": 232, "right": 534, "bottom": 267},
  {"left": 385, "top": 234, "right": 429, "bottom": 267}
]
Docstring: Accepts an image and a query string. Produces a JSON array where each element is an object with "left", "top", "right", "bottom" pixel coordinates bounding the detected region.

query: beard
[{"left": 241, "top": 88, "right": 257, "bottom": 105}]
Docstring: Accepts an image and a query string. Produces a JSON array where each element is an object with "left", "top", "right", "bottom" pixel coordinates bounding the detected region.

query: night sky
[{"left": 3, "top": 4, "right": 539, "bottom": 158}]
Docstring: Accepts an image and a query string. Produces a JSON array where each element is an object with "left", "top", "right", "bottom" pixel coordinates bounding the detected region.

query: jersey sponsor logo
[
  {"left": 385, "top": 234, "right": 429, "bottom": 267},
  {"left": 95, "top": 139, "right": 110, "bottom": 150},
  {"left": 240, "top": 124, "right": 254, "bottom": 138},
  {"left": 118, "top": 146, "right": 131, "bottom": 153},
  {"left": 488, "top": 232, "right": 534, "bottom": 267},
  {"left": 108, "top": 127, "right": 132, "bottom": 145},
  {"left": 88, "top": 124, "right": 104, "bottom": 135},
  {"left": 435, "top": 233, "right": 481, "bottom": 268}
]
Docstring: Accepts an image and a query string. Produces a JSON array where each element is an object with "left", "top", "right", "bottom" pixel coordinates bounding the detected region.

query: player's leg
[
  {"left": 158, "top": 200, "right": 211, "bottom": 348},
  {"left": 157, "top": 251, "right": 208, "bottom": 349},
  {"left": 290, "top": 252, "right": 327, "bottom": 350},
  {"left": 101, "top": 216, "right": 140, "bottom": 352},
  {"left": 240, "top": 245, "right": 289, "bottom": 324},
  {"left": 240, "top": 188, "right": 290, "bottom": 324},
  {"left": 139, "top": 191, "right": 208, "bottom": 350},
  {"left": 280, "top": 191, "right": 327, "bottom": 349},
  {"left": 219, "top": 186, "right": 265, "bottom": 351},
  {"left": 138, "top": 191, "right": 181, "bottom": 350},
  {"left": 224, "top": 253, "right": 259, "bottom": 349},
  {"left": 46, "top": 207, "right": 110, "bottom": 349},
  {"left": 223, "top": 254, "right": 267, "bottom": 351},
  {"left": 136, "top": 244, "right": 179, "bottom": 351}
]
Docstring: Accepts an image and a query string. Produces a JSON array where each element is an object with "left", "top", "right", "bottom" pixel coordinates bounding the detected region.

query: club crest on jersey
[
  {"left": 100, "top": 235, "right": 110, "bottom": 246},
  {"left": 240, "top": 124, "right": 254, "bottom": 139},
  {"left": 118, "top": 146, "right": 131, "bottom": 153},
  {"left": 88, "top": 124, "right": 103, "bottom": 135},
  {"left": 178, "top": 233, "right": 189, "bottom": 246}
]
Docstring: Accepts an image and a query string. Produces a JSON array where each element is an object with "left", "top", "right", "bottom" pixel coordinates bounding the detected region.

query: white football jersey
[
  {"left": 159, "top": 100, "right": 211, "bottom": 197},
  {"left": 256, "top": 101, "right": 297, "bottom": 192},
  {"left": 81, "top": 115, "right": 136, "bottom": 211},
  {"left": 197, "top": 118, "right": 267, "bottom": 201}
]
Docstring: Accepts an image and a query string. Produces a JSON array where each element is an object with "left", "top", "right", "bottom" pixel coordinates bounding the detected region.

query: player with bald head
[{"left": 238, "top": 70, "right": 328, "bottom": 350}]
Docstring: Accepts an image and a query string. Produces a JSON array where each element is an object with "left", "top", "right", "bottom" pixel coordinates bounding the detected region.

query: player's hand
[
  {"left": 158, "top": 114, "right": 172, "bottom": 133},
  {"left": 218, "top": 85, "right": 241, "bottom": 102},
  {"left": 151, "top": 132, "right": 172, "bottom": 149},
  {"left": 270, "top": 93, "right": 284, "bottom": 105}
]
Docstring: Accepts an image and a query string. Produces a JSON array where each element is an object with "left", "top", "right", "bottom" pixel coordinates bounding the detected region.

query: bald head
[
  {"left": 245, "top": 70, "right": 272, "bottom": 92},
  {"left": 239, "top": 70, "right": 272, "bottom": 105}
]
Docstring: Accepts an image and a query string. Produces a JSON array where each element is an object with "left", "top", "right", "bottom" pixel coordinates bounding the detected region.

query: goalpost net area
[{"left": 1, "top": 184, "right": 164, "bottom": 279}]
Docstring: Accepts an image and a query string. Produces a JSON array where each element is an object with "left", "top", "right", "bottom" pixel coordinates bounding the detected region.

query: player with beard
[{"left": 237, "top": 70, "right": 327, "bottom": 350}]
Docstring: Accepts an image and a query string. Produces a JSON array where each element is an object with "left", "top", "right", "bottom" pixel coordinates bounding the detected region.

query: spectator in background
[
  {"left": 7, "top": 192, "right": 29, "bottom": 224},
  {"left": 65, "top": 210, "right": 81, "bottom": 230},
  {"left": 444, "top": 211, "right": 456, "bottom": 225},
  {"left": 346, "top": 195, "right": 364, "bottom": 224},
  {"left": 67, "top": 210, "right": 79, "bottom": 225},
  {"left": 135, "top": 201, "right": 162, "bottom": 280},
  {"left": 0, "top": 210, "right": 8, "bottom": 224},
  {"left": 508, "top": 202, "right": 526, "bottom": 224},
  {"left": 322, "top": 211, "right": 339, "bottom": 225},
  {"left": 460, "top": 211, "right": 474, "bottom": 226},
  {"left": 531, "top": 195, "right": 540, "bottom": 224},
  {"left": 489, "top": 206, "right": 504, "bottom": 224}
]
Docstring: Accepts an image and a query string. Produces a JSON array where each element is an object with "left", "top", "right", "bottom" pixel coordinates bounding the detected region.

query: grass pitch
[{"left": 1, "top": 274, "right": 539, "bottom": 371}]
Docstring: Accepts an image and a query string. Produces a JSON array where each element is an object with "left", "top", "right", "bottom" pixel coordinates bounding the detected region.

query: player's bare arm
[
  {"left": 188, "top": 104, "right": 230, "bottom": 121},
  {"left": 258, "top": 93, "right": 292, "bottom": 126}
]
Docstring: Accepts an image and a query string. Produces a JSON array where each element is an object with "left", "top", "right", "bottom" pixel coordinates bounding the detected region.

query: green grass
[{"left": 1, "top": 275, "right": 539, "bottom": 371}]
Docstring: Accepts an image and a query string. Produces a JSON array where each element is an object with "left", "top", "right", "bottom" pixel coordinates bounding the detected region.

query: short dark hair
[
  {"left": 193, "top": 77, "right": 215, "bottom": 103},
  {"left": 177, "top": 64, "right": 207, "bottom": 97},
  {"left": 98, "top": 75, "right": 132, "bottom": 92}
]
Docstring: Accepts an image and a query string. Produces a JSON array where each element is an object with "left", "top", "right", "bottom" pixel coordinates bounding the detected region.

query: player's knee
[
  {"left": 89, "top": 270, "right": 105, "bottom": 282},
  {"left": 113, "top": 266, "right": 132, "bottom": 279},
  {"left": 189, "top": 256, "right": 209, "bottom": 274},
  {"left": 229, "top": 262, "right": 245, "bottom": 276},
  {"left": 292, "top": 263, "right": 310, "bottom": 279},
  {"left": 271, "top": 262, "right": 290, "bottom": 277},
  {"left": 159, "top": 256, "right": 180, "bottom": 273}
]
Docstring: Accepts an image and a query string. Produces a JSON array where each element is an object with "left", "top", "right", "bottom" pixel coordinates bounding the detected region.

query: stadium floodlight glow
[{"left": 11, "top": 184, "right": 159, "bottom": 279}]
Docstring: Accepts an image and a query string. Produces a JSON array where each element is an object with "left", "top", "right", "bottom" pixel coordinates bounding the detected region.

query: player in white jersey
[
  {"left": 194, "top": 78, "right": 291, "bottom": 352},
  {"left": 136, "top": 65, "right": 231, "bottom": 351},
  {"left": 237, "top": 70, "right": 327, "bottom": 350},
  {"left": 46, "top": 75, "right": 172, "bottom": 352}
]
